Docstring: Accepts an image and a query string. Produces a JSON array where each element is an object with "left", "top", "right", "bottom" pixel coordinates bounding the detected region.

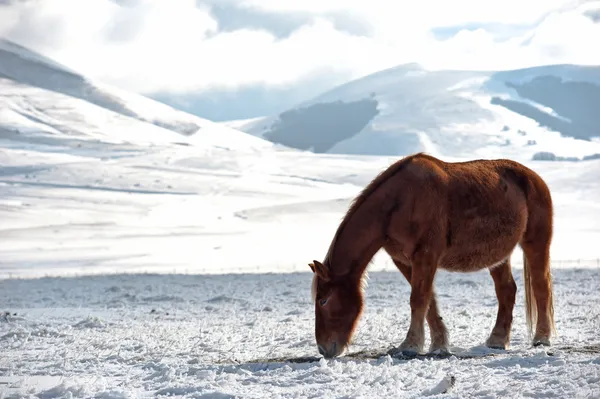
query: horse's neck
[{"left": 326, "top": 206, "right": 386, "bottom": 278}]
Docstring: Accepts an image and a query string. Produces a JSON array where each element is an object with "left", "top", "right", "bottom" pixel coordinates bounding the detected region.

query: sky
[{"left": 0, "top": 0, "right": 599, "bottom": 112}]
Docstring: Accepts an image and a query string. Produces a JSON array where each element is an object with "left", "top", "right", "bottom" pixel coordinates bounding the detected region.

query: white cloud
[{"left": 0, "top": 0, "right": 598, "bottom": 95}]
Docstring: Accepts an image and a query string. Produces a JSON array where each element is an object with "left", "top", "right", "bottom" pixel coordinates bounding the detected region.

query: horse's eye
[{"left": 319, "top": 298, "right": 328, "bottom": 306}]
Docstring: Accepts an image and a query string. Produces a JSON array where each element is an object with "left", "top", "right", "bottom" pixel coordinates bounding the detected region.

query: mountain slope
[
  {"left": 229, "top": 63, "right": 600, "bottom": 162},
  {"left": 0, "top": 38, "right": 272, "bottom": 151}
]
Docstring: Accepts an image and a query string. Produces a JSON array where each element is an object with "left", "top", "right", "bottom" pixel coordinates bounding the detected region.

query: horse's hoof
[
  {"left": 387, "top": 346, "right": 418, "bottom": 358},
  {"left": 533, "top": 338, "right": 551, "bottom": 347},
  {"left": 400, "top": 348, "right": 418, "bottom": 357},
  {"left": 485, "top": 341, "right": 508, "bottom": 350},
  {"left": 485, "top": 336, "right": 508, "bottom": 350},
  {"left": 429, "top": 346, "right": 451, "bottom": 356},
  {"left": 429, "top": 341, "right": 451, "bottom": 355}
]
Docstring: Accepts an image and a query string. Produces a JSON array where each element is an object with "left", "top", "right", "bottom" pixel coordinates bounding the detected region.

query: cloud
[
  {"left": 422, "top": 3, "right": 600, "bottom": 71},
  {"left": 0, "top": 0, "right": 598, "bottom": 95}
]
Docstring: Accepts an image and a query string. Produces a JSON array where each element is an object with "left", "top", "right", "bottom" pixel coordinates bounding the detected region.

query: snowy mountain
[
  {"left": 228, "top": 63, "right": 600, "bottom": 162},
  {"left": 0, "top": 38, "right": 272, "bottom": 152}
]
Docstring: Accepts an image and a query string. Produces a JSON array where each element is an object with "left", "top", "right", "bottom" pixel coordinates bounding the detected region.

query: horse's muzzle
[{"left": 318, "top": 342, "right": 339, "bottom": 358}]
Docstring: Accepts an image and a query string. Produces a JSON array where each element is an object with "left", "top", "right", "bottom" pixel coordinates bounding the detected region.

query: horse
[{"left": 308, "top": 152, "right": 555, "bottom": 359}]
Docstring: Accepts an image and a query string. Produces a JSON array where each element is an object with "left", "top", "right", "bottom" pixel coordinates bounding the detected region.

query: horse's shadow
[
  {"left": 216, "top": 343, "right": 600, "bottom": 373},
  {"left": 223, "top": 345, "right": 509, "bottom": 372}
]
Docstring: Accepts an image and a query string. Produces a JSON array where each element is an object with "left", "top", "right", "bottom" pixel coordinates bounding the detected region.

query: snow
[
  {"left": 231, "top": 63, "right": 600, "bottom": 160},
  {"left": 0, "top": 39, "right": 79, "bottom": 76},
  {"left": 2, "top": 270, "right": 600, "bottom": 397},
  {"left": 0, "top": 38, "right": 271, "bottom": 150},
  {"left": 1, "top": 41, "right": 600, "bottom": 398},
  {"left": 89, "top": 80, "right": 273, "bottom": 152}
]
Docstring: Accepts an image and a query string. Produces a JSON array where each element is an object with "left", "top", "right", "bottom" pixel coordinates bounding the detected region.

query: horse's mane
[{"left": 323, "top": 152, "right": 422, "bottom": 267}]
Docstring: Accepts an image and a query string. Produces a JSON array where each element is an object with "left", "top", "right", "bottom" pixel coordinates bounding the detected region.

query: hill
[
  {"left": 0, "top": 38, "right": 271, "bottom": 152},
  {"left": 228, "top": 63, "right": 600, "bottom": 162}
]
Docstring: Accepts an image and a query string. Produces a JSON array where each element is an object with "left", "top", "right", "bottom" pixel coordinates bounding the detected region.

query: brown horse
[{"left": 309, "top": 152, "right": 555, "bottom": 358}]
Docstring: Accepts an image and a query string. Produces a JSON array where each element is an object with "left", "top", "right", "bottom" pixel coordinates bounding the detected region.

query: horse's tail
[
  {"left": 522, "top": 250, "right": 536, "bottom": 339},
  {"left": 547, "top": 267, "right": 556, "bottom": 338}
]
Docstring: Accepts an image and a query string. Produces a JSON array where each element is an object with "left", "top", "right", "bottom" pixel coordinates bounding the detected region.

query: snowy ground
[{"left": 1, "top": 268, "right": 600, "bottom": 398}]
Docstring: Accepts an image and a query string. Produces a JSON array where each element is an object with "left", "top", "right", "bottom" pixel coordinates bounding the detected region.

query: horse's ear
[
  {"left": 308, "top": 262, "right": 316, "bottom": 273},
  {"left": 312, "top": 260, "right": 330, "bottom": 281}
]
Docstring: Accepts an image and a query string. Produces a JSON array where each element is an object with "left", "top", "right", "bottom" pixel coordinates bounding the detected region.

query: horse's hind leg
[
  {"left": 486, "top": 259, "right": 517, "bottom": 350},
  {"left": 392, "top": 260, "right": 449, "bottom": 353},
  {"left": 521, "top": 237, "right": 555, "bottom": 346}
]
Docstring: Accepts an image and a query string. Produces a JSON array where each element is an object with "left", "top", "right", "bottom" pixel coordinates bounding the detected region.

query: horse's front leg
[
  {"left": 394, "top": 249, "right": 440, "bottom": 356},
  {"left": 392, "top": 259, "right": 449, "bottom": 353}
]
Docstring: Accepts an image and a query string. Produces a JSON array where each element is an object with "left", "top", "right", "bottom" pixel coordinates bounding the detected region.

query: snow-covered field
[
  {"left": 1, "top": 39, "right": 600, "bottom": 398},
  {"left": 2, "top": 133, "right": 600, "bottom": 279},
  {"left": 2, "top": 268, "right": 600, "bottom": 398}
]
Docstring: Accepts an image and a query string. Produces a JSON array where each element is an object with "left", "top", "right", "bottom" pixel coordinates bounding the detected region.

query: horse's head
[{"left": 309, "top": 260, "right": 364, "bottom": 358}]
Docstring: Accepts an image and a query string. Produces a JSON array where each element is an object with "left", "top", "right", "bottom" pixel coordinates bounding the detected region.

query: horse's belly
[
  {"left": 439, "top": 214, "right": 527, "bottom": 272},
  {"left": 440, "top": 248, "right": 514, "bottom": 272}
]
